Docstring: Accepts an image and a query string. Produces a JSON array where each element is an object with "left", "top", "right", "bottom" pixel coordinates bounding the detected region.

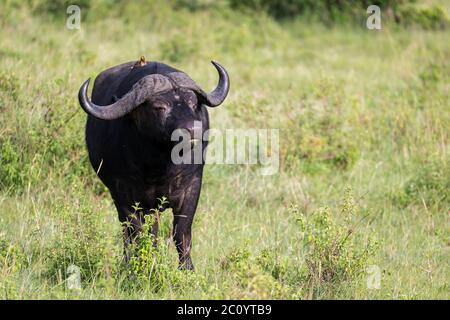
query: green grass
[{"left": 0, "top": 1, "right": 449, "bottom": 299}]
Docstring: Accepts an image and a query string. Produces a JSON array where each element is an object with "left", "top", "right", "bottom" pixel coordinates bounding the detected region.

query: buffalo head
[{"left": 78, "top": 61, "right": 229, "bottom": 142}]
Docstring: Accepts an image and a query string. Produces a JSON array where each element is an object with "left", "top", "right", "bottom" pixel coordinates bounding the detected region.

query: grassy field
[{"left": 0, "top": 1, "right": 449, "bottom": 299}]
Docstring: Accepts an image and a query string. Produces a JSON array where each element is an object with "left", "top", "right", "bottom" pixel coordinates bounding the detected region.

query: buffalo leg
[
  {"left": 172, "top": 213, "right": 194, "bottom": 270},
  {"left": 116, "top": 203, "right": 163, "bottom": 262},
  {"left": 171, "top": 177, "right": 202, "bottom": 270},
  {"left": 115, "top": 203, "right": 144, "bottom": 262}
]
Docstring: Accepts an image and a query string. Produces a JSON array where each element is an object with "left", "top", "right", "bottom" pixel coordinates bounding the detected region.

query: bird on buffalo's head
[{"left": 78, "top": 58, "right": 230, "bottom": 270}]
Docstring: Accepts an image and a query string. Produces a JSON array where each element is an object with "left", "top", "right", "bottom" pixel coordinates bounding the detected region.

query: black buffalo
[{"left": 78, "top": 57, "right": 229, "bottom": 270}]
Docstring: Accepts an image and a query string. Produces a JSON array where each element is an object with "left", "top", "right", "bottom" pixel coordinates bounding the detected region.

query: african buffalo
[{"left": 78, "top": 57, "right": 229, "bottom": 270}]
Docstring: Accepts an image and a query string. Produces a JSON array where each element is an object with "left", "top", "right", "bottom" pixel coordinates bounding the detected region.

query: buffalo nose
[{"left": 184, "top": 121, "right": 203, "bottom": 147}]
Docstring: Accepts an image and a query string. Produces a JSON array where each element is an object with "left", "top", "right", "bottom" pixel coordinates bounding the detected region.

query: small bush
[
  {"left": 126, "top": 198, "right": 206, "bottom": 293},
  {"left": 219, "top": 188, "right": 377, "bottom": 299},
  {"left": 284, "top": 80, "right": 360, "bottom": 171},
  {"left": 0, "top": 234, "right": 25, "bottom": 298},
  {"left": 398, "top": 4, "right": 450, "bottom": 30},
  {"left": 419, "top": 62, "right": 449, "bottom": 87},
  {"left": 44, "top": 195, "right": 119, "bottom": 285},
  {"left": 173, "top": 0, "right": 223, "bottom": 12},
  {"left": 255, "top": 247, "right": 304, "bottom": 290},
  {"left": 229, "top": 0, "right": 414, "bottom": 21},
  {"left": 0, "top": 139, "right": 23, "bottom": 191},
  {"left": 0, "top": 70, "right": 19, "bottom": 100},
  {"left": 394, "top": 158, "right": 449, "bottom": 208},
  {"left": 220, "top": 244, "right": 289, "bottom": 299},
  {"left": 0, "top": 233, "right": 24, "bottom": 275},
  {"left": 31, "top": 0, "right": 92, "bottom": 17},
  {"left": 291, "top": 187, "right": 377, "bottom": 296}
]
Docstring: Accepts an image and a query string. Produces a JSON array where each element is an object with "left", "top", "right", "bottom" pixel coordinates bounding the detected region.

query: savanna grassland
[{"left": 0, "top": 0, "right": 449, "bottom": 299}]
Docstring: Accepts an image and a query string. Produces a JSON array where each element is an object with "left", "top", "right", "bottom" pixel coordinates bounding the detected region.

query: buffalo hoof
[{"left": 179, "top": 258, "right": 194, "bottom": 271}]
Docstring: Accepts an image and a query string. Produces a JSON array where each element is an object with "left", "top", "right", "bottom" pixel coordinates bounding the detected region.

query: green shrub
[
  {"left": 218, "top": 188, "right": 377, "bottom": 299},
  {"left": 0, "top": 233, "right": 24, "bottom": 274},
  {"left": 419, "top": 62, "right": 449, "bottom": 87},
  {"left": 398, "top": 4, "right": 450, "bottom": 29},
  {"left": 0, "top": 135, "right": 44, "bottom": 193},
  {"left": 126, "top": 198, "right": 206, "bottom": 293},
  {"left": 394, "top": 158, "right": 449, "bottom": 208},
  {"left": 0, "top": 70, "right": 19, "bottom": 100},
  {"left": 0, "top": 65, "right": 95, "bottom": 194},
  {"left": 0, "top": 139, "right": 23, "bottom": 191},
  {"left": 220, "top": 243, "right": 289, "bottom": 299},
  {"left": 229, "top": 0, "right": 414, "bottom": 21},
  {"left": 44, "top": 195, "right": 119, "bottom": 285},
  {"left": 255, "top": 247, "right": 304, "bottom": 289},
  {"left": 172, "top": 0, "right": 225, "bottom": 12},
  {"left": 284, "top": 79, "right": 360, "bottom": 171},
  {"left": 30, "top": 0, "right": 92, "bottom": 16},
  {"left": 0, "top": 234, "right": 25, "bottom": 298},
  {"left": 291, "top": 187, "right": 377, "bottom": 296}
]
